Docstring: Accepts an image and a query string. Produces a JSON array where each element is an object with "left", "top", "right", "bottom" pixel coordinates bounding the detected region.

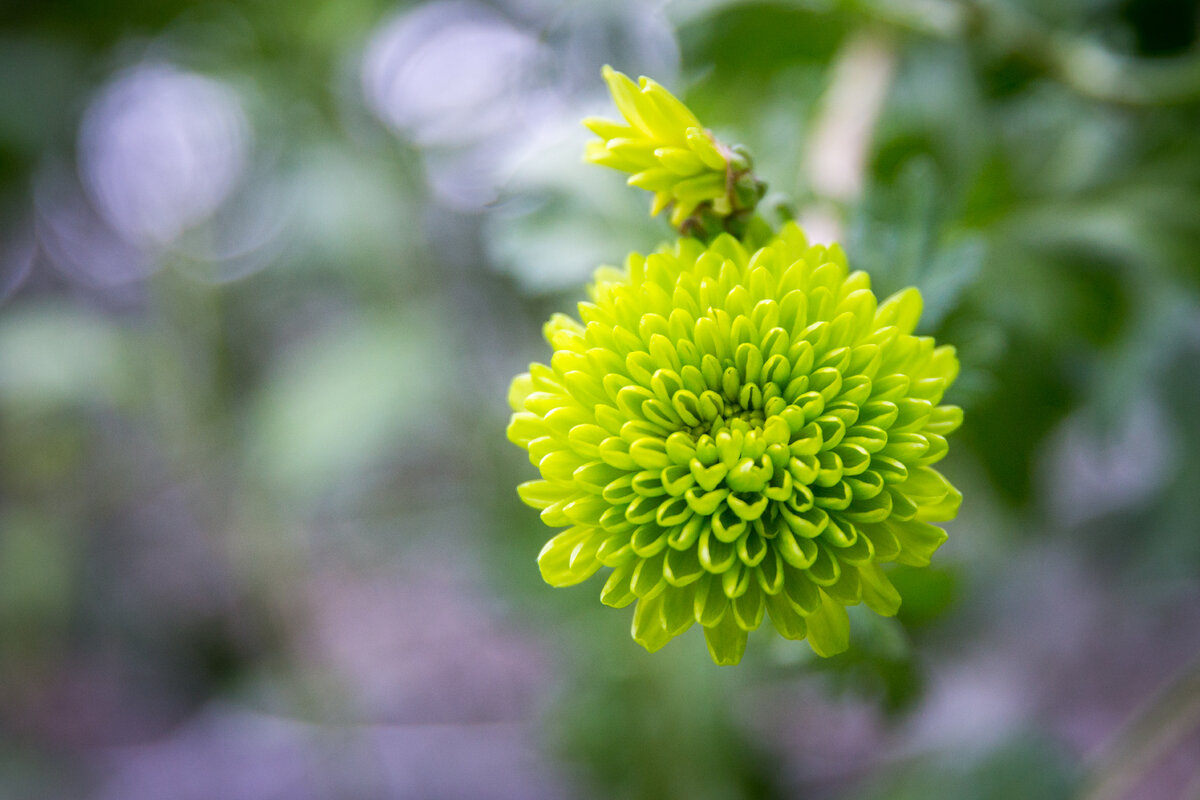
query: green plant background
[{"left": 1, "top": 1, "right": 1199, "bottom": 798}]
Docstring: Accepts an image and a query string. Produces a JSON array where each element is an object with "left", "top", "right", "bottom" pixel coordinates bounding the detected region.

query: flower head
[
  {"left": 508, "top": 224, "right": 962, "bottom": 664},
  {"left": 584, "top": 66, "right": 763, "bottom": 231}
]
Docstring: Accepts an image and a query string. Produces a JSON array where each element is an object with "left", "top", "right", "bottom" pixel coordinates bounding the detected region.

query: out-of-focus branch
[
  {"left": 1079, "top": 657, "right": 1200, "bottom": 800},
  {"left": 799, "top": 29, "right": 898, "bottom": 243},
  {"left": 859, "top": 0, "right": 1200, "bottom": 106}
]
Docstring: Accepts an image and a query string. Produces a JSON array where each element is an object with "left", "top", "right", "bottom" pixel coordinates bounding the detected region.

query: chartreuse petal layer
[
  {"left": 584, "top": 66, "right": 737, "bottom": 228},
  {"left": 508, "top": 223, "right": 962, "bottom": 665}
]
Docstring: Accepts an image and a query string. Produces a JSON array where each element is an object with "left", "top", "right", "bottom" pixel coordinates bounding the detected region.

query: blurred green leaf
[
  {"left": 890, "top": 564, "right": 958, "bottom": 628},
  {"left": 852, "top": 731, "right": 1078, "bottom": 800},
  {"left": 486, "top": 131, "right": 664, "bottom": 293},
  {"left": 677, "top": 2, "right": 850, "bottom": 77},
  {"left": 0, "top": 303, "right": 126, "bottom": 409},
  {"left": 0, "top": 509, "right": 74, "bottom": 653},
  {"left": 248, "top": 312, "right": 449, "bottom": 495}
]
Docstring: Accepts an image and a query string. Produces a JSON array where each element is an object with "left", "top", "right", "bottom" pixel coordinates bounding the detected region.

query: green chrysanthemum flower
[
  {"left": 508, "top": 224, "right": 962, "bottom": 665},
  {"left": 584, "top": 66, "right": 763, "bottom": 230}
]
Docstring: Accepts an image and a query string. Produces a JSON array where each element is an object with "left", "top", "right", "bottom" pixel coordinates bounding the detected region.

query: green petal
[
  {"left": 889, "top": 519, "right": 949, "bottom": 566},
  {"left": 563, "top": 495, "right": 609, "bottom": 526},
  {"left": 899, "top": 467, "right": 963, "bottom": 522},
  {"left": 663, "top": 545, "right": 704, "bottom": 587},
  {"left": 516, "top": 480, "right": 571, "bottom": 510},
  {"left": 539, "top": 449, "right": 585, "bottom": 482},
  {"left": 898, "top": 465, "right": 952, "bottom": 499},
  {"left": 720, "top": 561, "right": 751, "bottom": 599},
  {"left": 573, "top": 460, "right": 625, "bottom": 493},
  {"left": 600, "top": 561, "right": 637, "bottom": 608},
  {"left": 776, "top": 525, "right": 818, "bottom": 568},
  {"left": 601, "top": 65, "right": 651, "bottom": 135},
  {"left": 698, "top": 529, "right": 738, "bottom": 573},
  {"left": 672, "top": 172, "right": 724, "bottom": 203},
  {"left": 693, "top": 575, "right": 729, "bottom": 627},
  {"left": 537, "top": 527, "right": 602, "bottom": 587},
  {"left": 782, "top": 565, "right": 820, "bottom": 614},
  {"left": 824, "top": 562, "right": 861, "bottom": 605},
  {"left": 596, "top": 531, "right": 634, "bottom": 567},
  {"left": 628, "top": 168, "right": 678, "bottom": 192},
  {"left": 916, "top": 483, "right": 962, "bottom": 523},
  {"left": 631, "top": 550, "right": 668, "bottom": 599},
  {"left": 805, "top": 591, "right": 850, "bottom": 657},
  {"left": 632, "top": 593, "right": 672, "bottom": 652},
  {"left": 928, "top": 344, "right": 959, "bottom": 383},
  {"left": 858, "top": 521, "right": 901, "bottom": 562},
  {"left": 506, "top": 412, "right": 544, "bottom": 447},
  {"left": 685, "top": 127, "right": 726, "bottom": 170},
  {"left": 703, "top": 613, "right": 749, "bottom": 665},
  {"left": 765, "top": 592, "right": 808, "bottom": 640},
  {"left": 755, "top": 549, "right": 785, "bottom": 595},
  {"left": 859, "top": 563, "right": 902, "bottom": 616},
  {"left": 631, "top": 76, "right": 678, "bottom": 139},
  {"left": 655, "top": 146, "right": 705, "bottom": 175},
  {"left": 806, "top": 544, "right": 841, "bottom": 586},
  {"left": 508, "top": 373, "right": 534, "bottom": 411},
  {"left": 539, "top": 500, "right": 572, "bottom": 528},
  {"left": 582, "top": 116, "right": 634, "bottom": 139},
  {"left": 874, "top": 287, "right": 923, "bottom": 335},
  {"left": 630, "top": 524, "right": 668, "bottom": 558},
  {"left": 650, "top": 190, "right": 671, "bottom": 216},
  {"left": 659, "top": 584, "right": 698, "bottom": 636},
  {"left": 641, "top": 78, "right": 702, "bottom": 134},
  {"left": 732, "top": 582, "right": 765, "bottom": 631}
]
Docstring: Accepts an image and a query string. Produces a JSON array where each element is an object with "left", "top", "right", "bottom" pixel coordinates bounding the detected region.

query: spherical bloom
[
  {"left": 584, "top": 66, "right": 761, "bottom": 229},
  {"left": 507, "top": 224, "right": 962, "bottom": 664}
]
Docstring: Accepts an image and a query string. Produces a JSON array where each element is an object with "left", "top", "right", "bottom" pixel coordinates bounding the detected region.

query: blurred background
[{"left": 1, "top": 0, "right": 1199, "bottom": 797}]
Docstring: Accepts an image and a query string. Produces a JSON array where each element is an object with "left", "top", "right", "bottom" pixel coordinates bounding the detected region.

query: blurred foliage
[
  {"left": 1, "top": 0, "right": 1199, "bottom": 798},
  {"left": 852, "top": 731, "right": 1079, "bottom": 800}
]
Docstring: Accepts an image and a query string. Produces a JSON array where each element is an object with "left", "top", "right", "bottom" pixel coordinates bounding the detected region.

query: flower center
[{"left": 688, "top": 403, "right": 765, "bottom": 438}]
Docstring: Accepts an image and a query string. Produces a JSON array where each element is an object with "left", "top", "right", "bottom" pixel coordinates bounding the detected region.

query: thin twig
[
  {"left": 799, "top": 29, "right": 899, "bottom": 244},
  {"left": 1080, "top": 657, "right": 1200, "bottom": 800}
]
